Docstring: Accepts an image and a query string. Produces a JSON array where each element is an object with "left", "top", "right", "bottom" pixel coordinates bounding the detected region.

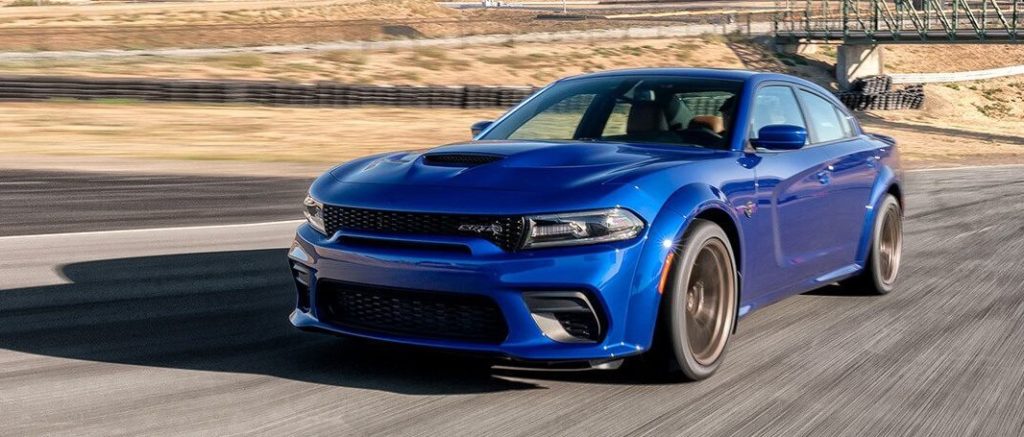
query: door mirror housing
[
  {"left": 471, "top": 120, "right": 493, "bottom": 137},
  {"left": 750, "top": 125, "right": 808, "bottom": 150}
]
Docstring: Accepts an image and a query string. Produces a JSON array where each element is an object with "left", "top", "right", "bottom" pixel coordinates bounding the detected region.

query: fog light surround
[
  {"left": 290, "top": 262, "right": 313, "bottom": 312},
  {"left": 523, "top": 291, "right": 604, "bottom": 343}
]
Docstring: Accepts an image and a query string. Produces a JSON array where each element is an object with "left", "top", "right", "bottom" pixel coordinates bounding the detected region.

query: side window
[
  {"left": 750, "top": 86, "right": 805, "bottom": 139},
  {"left": 601, "top": 100, "right": 632, "bottom": 137},
  {"left": 508, "top": 94, "right": 596, "bottom": 140},
  {"left": 834, "top": 106, "right": 855, "bottom": 137},
  {"left": 799, "top": 90, "right": 846, "bottom": 143}
]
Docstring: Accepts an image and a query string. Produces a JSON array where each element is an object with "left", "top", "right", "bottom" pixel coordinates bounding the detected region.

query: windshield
[{"left": 480, "top": 75, "right": 743, "bottom": 149}]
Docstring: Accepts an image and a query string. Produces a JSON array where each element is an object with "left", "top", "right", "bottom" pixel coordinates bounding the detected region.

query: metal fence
[
  {"left": 0, "top": 76, "right": 538, "bottom": 108},
  {"left": 774, "top": 0, "right": 1024, "bottom": 43}
]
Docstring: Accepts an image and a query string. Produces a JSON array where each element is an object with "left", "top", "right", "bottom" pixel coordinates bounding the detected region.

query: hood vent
[{"left": 423, "top": 153, "right": 504, "bottom": 167}]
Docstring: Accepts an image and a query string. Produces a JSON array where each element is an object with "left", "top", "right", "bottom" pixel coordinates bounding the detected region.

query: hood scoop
[{"left": 423, "top": 153, "right": 504, "bottom": 167}]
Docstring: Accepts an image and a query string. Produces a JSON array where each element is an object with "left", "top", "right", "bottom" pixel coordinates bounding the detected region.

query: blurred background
[
  {"left": 1, "top": 0, "right": 1023, "bottom": 174},
  {"left": 4, "top": 2, "right": 1024, "bottom": 435}
]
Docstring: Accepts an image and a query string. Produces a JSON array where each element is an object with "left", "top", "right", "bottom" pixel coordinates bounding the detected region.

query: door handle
[
  {"left": 817, "top": 171, "right": 831, "bottom": 184},
  {"left": 817, "top": 165, "right": 833, "bottom": 185}
]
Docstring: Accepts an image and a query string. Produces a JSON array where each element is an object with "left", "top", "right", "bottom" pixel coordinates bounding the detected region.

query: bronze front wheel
[
  {"left": 684, "top": 238, "right": 736, "bottom": 366},
  {"left": 663, "top": 219, "right": 738, "bottom": 381}
]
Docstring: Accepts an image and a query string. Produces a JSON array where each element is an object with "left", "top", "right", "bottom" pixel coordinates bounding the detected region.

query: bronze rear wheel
[{"left": 846, "top": 194, "right": 903, "bottom": 295}]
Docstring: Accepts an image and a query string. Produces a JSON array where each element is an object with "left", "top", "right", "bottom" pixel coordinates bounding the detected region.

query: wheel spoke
[
  {"left": 877, "top": 203, "right": 902, "bottom": 285},
  {"left": 683, "top": 238, "right": 735, "bottom": 366}
]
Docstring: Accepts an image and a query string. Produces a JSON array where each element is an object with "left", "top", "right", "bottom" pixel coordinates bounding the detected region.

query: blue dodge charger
[{"left": 288, "top": 68, "right": 904, "bottom": 380}]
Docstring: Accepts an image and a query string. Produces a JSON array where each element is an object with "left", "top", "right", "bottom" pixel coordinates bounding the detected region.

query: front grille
[
  {"left": 316, "top": 281, "right": 509, "bottom": 344},
  {"left": 322, "top": 205, "right": 526, "bottom": 251}
]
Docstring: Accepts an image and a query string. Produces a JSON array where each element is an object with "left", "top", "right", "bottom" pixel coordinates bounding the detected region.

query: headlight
[
  {"left": 522, "top": 208, "right": 644, "bottom": 249},
  {"left": 303, "top": 194, "right": 326, "bottom": 235}
]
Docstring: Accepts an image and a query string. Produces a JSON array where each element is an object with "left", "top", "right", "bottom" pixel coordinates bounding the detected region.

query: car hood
[
  {"left": 330, "top": 140, "right": 719, "bottom": 191},
  {"left": 316, "top": 140, "right": 732, "bottom": 215}
]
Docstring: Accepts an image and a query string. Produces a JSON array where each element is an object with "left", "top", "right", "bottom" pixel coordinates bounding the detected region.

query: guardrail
[
  {"left": 0, "top": 22, "right": 774, "bottom": 62},
  {"left": 0, "top": 76, "right": 538, "bottom": 108},
  {"left": 0, "top": 75, "right": 923, "bottom": 111}
]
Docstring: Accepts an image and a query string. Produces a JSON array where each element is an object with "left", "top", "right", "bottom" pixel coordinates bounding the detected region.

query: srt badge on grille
[{"left": 458, "top": 223, "right": 504, "bottom": 236}]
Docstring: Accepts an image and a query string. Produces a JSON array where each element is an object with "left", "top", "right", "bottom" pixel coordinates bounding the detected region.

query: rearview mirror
[
  {"left": 750, "top": 125, "right": 808, "bottom": 150},
  {"left": 471, "top": 120, "right": 493, "bottom": 137}
]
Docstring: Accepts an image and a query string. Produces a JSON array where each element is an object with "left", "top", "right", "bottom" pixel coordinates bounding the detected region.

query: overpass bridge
[{"left": 773, "top": 0, "right": 1024, "bottom": 86}]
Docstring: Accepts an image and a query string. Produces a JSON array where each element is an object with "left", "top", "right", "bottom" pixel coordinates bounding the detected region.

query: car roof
[{"left": 559, "top": 67, "right": 818, "bottom": 88}]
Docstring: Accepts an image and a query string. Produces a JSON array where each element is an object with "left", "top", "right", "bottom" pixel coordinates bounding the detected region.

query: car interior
[{"left": 601, "top": 88, "right": 736, "bottom": 149}]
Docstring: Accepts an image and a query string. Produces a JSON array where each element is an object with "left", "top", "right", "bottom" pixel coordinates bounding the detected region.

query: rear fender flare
[{"left": 856, "top": 165, "right": 900, "bottom": 265}]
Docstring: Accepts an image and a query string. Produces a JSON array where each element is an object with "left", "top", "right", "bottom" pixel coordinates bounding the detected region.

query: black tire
[
  {"left": 849, "top": 194, "right": 903, "bottom": 294},
  {"left": 633, "top": 219, "right": 738, "bottom": 381}
]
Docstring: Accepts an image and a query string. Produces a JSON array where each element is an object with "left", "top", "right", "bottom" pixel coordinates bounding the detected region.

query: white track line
[
  {"left": 0, "top": 219, "right": 303, "bottom": 241},
  {"left": 0, "top": 164, "right": 1015, "bottom": 241},
  {"left": 907, "top": 163, "right": 1024, "bottom": 173}
]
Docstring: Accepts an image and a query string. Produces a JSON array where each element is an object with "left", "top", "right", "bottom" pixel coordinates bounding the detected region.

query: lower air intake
[{"left": 316, "top": 280, "right": 509, "bottom": 344}]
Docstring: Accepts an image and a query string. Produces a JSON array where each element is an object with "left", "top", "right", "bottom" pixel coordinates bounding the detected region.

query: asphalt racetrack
[{"left": 2, "top": 166, "right": 1023, "bottom": 436}]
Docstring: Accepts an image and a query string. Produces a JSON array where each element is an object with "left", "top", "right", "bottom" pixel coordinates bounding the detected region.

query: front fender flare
[{"left": 621, "top": 183, "right": 744, "bottom": 350}]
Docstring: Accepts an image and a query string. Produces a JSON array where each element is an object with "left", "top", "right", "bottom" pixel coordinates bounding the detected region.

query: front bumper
[{"left": 288, "top": 223, "right": 658, "bottom": 361}]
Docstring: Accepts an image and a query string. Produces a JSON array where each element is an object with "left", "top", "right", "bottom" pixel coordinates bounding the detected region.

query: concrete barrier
[{"left": 891, "top": 65, "right": 1024, "bottom": 84}]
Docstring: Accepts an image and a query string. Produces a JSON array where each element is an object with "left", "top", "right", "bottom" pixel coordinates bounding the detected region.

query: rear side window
[
  {"left": 834, "top": 106, "right": 855, "bottom": 137},
  {"left": 799, "top": 90, "right": 847, "bottom": 143},
  {"left": 750, "top": 86, "right": 805, "bottom": 139}
]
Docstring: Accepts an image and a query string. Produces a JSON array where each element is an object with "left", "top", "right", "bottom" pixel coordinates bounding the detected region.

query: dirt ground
[
  {"left": 0, "top": 0, "right": 1022, "bottom": 170},
  {"left": 2, "top": 101, "right": 1021, "bottom": 169},
  {"left": 0, "top": 102, "right": 505, "bottom": 162},
  {"left": 0, "top": 36, "right": 745, "bottom": 85},
  {"left": 804, "top": 43, "right": 1024, "bottom": 74},
  {"left": 0, "top": 0, "right": 678, "bottom": 51}
]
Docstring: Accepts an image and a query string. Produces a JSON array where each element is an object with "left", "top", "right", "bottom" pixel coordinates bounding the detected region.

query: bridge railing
[{"left": 775, "top": 0, "right": 1024, "bottom": 43}]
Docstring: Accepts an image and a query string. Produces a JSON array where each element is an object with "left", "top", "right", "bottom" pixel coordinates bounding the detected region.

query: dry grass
[
  {"left": 857, "top": 76, "right": 1024, "bottom": 166},
  {"left": 4, "top": 0, "right": 70, "bottom": 7},
  {"left": 2, "top": 33, "right": 1024, "bottom": 169},
  {"left": 0, "top": 0, "right": 662, "bottom": 51},
  {"left": 0, "top": 37, "right": 745, "bottom": 86},
  {"left": 2, "top": 101, "right": 1022, "bottom": 168},
  {"left": 0, "top": 0, "right": 457, "bottom": 28},
  {"left": 0, "top": 102, "right": 504, "bottom": 163},
  {"left": 803, "top": 43, "right": 1024, "bottom": 74},
  {"left": 883, "top": 45, "right": 1024, "bottom": 73}
]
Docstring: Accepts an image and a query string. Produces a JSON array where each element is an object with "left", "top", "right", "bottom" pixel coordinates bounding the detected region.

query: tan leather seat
[
  {"left": 627, "top": 101, "right": 668, "bottom": 134},
  {"left": 688, "top": 115, "right": 725, "bottom": 134}
]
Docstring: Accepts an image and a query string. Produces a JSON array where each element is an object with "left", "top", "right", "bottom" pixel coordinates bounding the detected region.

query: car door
[
  {"left": 743, "top": 85, "right": 838, "bottom": 300},
  {"left": 796, "top": 89, "right": 878, "bottom": 272}
]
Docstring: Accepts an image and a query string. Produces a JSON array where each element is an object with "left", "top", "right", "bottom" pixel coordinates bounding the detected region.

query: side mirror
[
  {"left": 750, "top": 125, "right": 808, "bottom": 150},
  {"left": 471, "top": 120, "right": 493, "bottom": 137}
]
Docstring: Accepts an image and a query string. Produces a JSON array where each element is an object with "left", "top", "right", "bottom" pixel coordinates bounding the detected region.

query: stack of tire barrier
[
  {"left": 0, "top": 74, "right": 926, "bottom": 111},
  {"left": 0, "top": 75, "right": 540, "bottom": 109},
  {"left": 835, "top": 75, "right": 925, "bottom": 111}
]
